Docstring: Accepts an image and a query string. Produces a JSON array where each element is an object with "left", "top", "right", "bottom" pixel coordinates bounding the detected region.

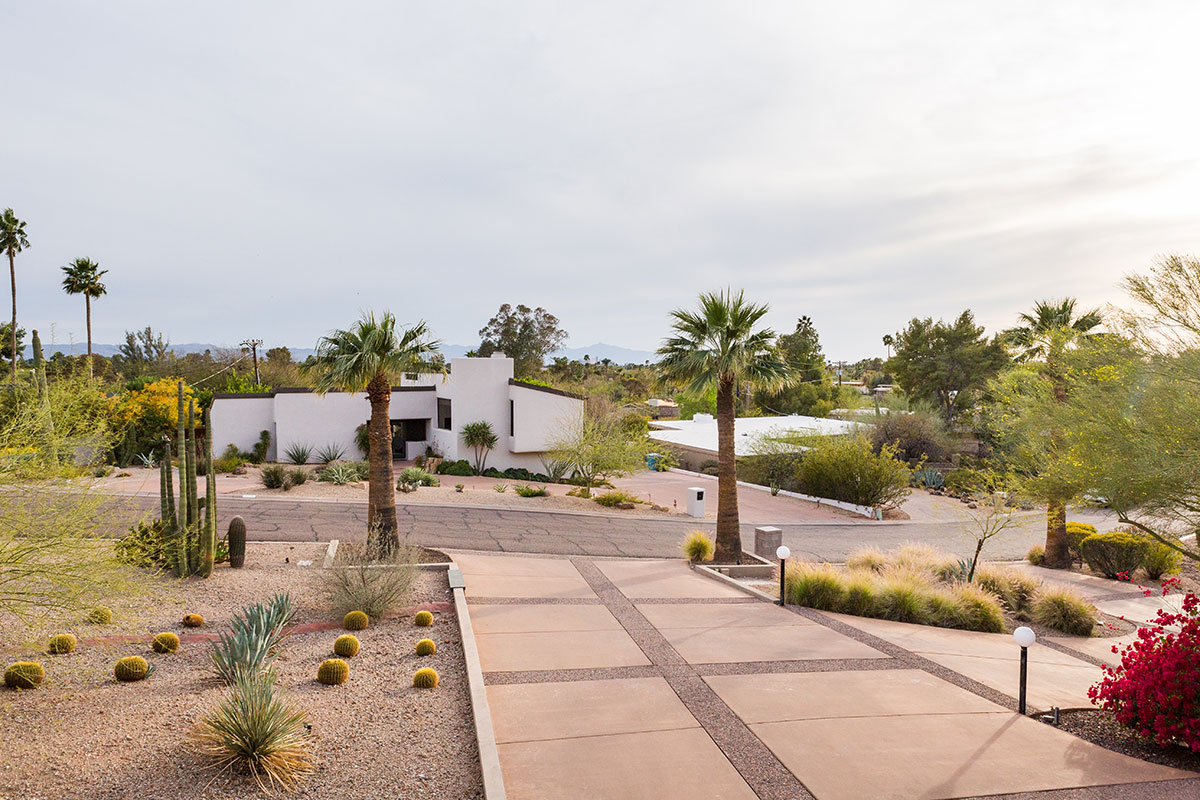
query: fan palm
[
  {"left": 658, "top": 290, "right": 791, "bottom": 563},
  {"left": 1005, "top": 298, "right": 1102, "bottom": 569},
  {"left": 306, "top": 312, "right": 440, "bottom": 554},
  {"left": 61, "top": 257, "right": 108, "bottom": 378},
  {"left": 1, "top": 209, "right": 30, "bottom": 381}
]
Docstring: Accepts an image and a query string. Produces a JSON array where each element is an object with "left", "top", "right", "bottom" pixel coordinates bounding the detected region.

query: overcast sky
[{"left": 7, "top": 2, "right": 1200, "bottom": 359}]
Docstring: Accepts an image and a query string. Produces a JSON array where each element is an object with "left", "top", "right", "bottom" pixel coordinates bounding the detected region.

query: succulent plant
[
  {"left": 414, "top": 610, "right": 433, "bottom": 627},
  {"left": 87, "top": 606, "right": 113, "bottom": 624},
  {"left": 317, "top": 658, "right": 349, "bottom": 685},
  {"left": 415, "top": 638, "right": 436, "bottom": 656},
  {"left": 227, "top": 516, "right": 247, "bottom": 569},
  {"left": 343, "top": 610, "right": 369, "bottom": 631},
  {"left": 4, "top": 661, "right": 46, "bottom": 689},
  {"left": 48, "top": 634, "right": 77, "bottom": 655},
  {"left": 412, "top": 667, "right": 439, "bottom": 689},
  {"left": 152, "top": 632, "right": 181, "bottom": 654},
  {"left": 114, "top": 656, "right": 150, "bottom": 682},
  {"left": 333, "top": 635, "right": 360, "bottom": 658},
  {"left": 183, "top": 613, "right": 205, "bottom": 628}
]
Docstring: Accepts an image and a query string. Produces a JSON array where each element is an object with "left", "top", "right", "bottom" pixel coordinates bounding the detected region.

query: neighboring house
[
  {"left": 648, "top": 413, "right": 859, "bottom": 470},
  {"left": 210, "top": 354, "right": 583, "bottom": 468}
]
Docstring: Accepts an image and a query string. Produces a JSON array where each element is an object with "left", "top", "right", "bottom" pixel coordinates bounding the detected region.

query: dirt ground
[{"left": 0, "top": 544, "right": 483, "bottom": 800}]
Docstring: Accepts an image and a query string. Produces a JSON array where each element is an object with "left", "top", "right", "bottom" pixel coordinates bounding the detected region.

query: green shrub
[
  {"left": 114, "top": 519, "right": 170, "bottom": 569},
  {"left": 594, "top": 489, "right": 641, "bottom": 507},
  {"left": 316, "top": 443, "right": 346, "bottom": 464},
  {"left": 282, "top": 442, "right": 312, "bottom": 465},
  {"left": 250, "top": 430, "right": 271, "bottom": 464},
  {"left": 1026, "top": 545, "right": 1045, "bottom": 566},
  {"left": 680, "top": 531, "right": 714, "bottom": 563},
  {"left": 397, "top": 467, "right": 438, "bottom": 489},
  {"left": 796, "top": 435, "right": 911, "bottom": 509},
  {"left": 870, "top": 410, "right": 950, "bottom": 464},
  {"left": 354, "top": 423, "right": 370, "bottom": 458},
  {"left": 1142, "top": 541, "right": 1183, "bottom": 579},
  {"left": 784, "top": 563, "right": 844, "bottom": 610},
  {"left": 941, "top": 468, "right": 973, "bottom": 495},
  {"left": 288, "top": 468, "right": 307, "bottom": 487},
  {"left": 698, "top": 459, "right": 720, "bottom": 476},
  {"left": 437, "top": 459, "right": 475, "bottom": 477},
  {"left": 213, "top": 444, "right": 245, "bottom": 473},
  {"left": 1031, "top": 588, "right": 1096, "bottom": 635},
  {"left": 514, "top": 484, "right": 548, "bottom": 497},
  {"left": 1081, "top": 532, "right": 1148, "bottom": 578},
  {"left": 261, "top": 464, "right": 289, "bottom": 490},
  {"left": 1065, "top": 522, "right": 1097, "bottom": 563}
]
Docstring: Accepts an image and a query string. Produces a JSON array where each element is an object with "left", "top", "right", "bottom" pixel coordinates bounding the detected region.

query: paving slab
[
  {"left": 1048, "top": 632, "right": 1140, "bottom": 667},
  {"left": 497, "top": 727, "right": 758, "bottom": 800},
  {"left": 751, "top": 711, "right": 1190, "bottom": 800},
  {"left": 1095, "top": 594, "right": 1180, "bottom": 626},
  {"left": 451, "top": 551, "right": 585, "bottom": 578},
  {"left": 1010, "top": 563, "right": 1126, "bottom": 600},
  {"left": 596, "top": 559, "right": 748, "bottom": 598},
  {"left": 463, "top": 573, "right": 597, "bottom": 599},
  {"left": 475, "top": 629, "right": 650, "bottom": 672},
  {"left": 636, "top": 601, "right": 813, "bottom": 630},
  {"left": 706, "top": 669, "right": 1003, "bottom": 723},
  {"left": 470, "top": 603, "right": 625, "bottom": 635},
  {"left": 486, "top": 677, "right": 699, "bottom": 744},
  {"left": 656, "top": 621, "right": 886, "bottom": 664}
]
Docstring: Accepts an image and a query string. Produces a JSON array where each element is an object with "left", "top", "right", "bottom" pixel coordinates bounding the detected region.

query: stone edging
[{"left": 450, "top": 565, "right": 507, "bottom": 800}]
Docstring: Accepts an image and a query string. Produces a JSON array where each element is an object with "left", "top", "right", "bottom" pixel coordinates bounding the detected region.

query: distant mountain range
[{"left": 37, "top": 341, "right": 660, "bottom": 365}]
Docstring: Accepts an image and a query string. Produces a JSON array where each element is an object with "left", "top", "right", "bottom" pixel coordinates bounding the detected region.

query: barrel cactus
[
  {"left": 343, "top": 610, "right": 369, "bottom": 631},
  {"left": 87, "top": 606, "right": 113, "bottom": 624},
  {"left": 4, "top": 661, "right": 46, "bottom": 690},
  {"left": 182, "top": 613, "right": 205, "bottom": 628},
  {"left": 317, "top": 658, "right": 349, "bottom": 685},
  {"left": 227, "top": 515, "right": 247, "bottom": 568},
  {"left": 415, "top": 638, "right": 436, "bottom": 656},
  {"left": 412, "top": 667, "right": 439, "bottom": 689},
  {"left": 114, "top": 656, "right": 149, "bottom": 682},
  {"left": 333, "top": 634, "right": 360, "bottom": 658},
  {"left": 48, "top": 634, "right": 77, "bottom": 655},
  {"left": 414, "top": 610, "right": 433, "bottom": 627},
  {"left": 152, "top": 632, "right": 180, "bottom": 654}
]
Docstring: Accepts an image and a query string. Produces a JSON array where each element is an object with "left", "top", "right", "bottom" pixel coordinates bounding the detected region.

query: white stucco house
[
  {"left": 648, "top": 413, "right": 860, "bottom": 469},
  {"left": 210, "top": 354, "right": 583, "bottom": 469}
]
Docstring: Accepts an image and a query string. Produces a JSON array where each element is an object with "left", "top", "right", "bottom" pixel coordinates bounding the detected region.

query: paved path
[{"left": 454, "top": 552, "right": 1197, "bottom": 800}]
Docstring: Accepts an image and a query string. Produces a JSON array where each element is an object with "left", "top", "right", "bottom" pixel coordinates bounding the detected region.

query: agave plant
[
  {"left": 210, "top": 593, "right": 295, "bottom": 684},
  {"left": 318, "top": 462, "right": 361, "bottom": 485},
  {"left": 911, "top": 467, "right": 944, "bottom": 489},
  {"left": 282, "top": 442, "right": 313, "bottom": 465},
  {"left": 135, "top": 451, "right": 158, "bottom": 468},
  {"left": 316, "top": 442, "right": 346, "bottom": 464}
]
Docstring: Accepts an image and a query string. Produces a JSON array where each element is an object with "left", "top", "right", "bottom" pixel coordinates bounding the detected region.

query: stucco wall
[
  {"left": 210, "top": 395, "right": 276, "bottom": 461},
  {"left": 509, "top": 383, "right": 580, "bottom": 453}
]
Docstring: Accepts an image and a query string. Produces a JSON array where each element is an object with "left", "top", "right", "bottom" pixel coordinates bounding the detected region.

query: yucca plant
[
  {"left": 316, "top": 443, "right": 346, "bottom": 464},
  {"left": 191, "top": 672, "right": 315, "bottom": 792},
  {"left": 282, "top": 442, "right": 313, "bottom": 465}
]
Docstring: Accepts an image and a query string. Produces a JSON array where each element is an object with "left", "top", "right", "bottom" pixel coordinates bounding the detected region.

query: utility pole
[
  {"left": 834, "top": 360, "right": 846, "bottom": 387},
  {"left": 240, "top": 339, "right": 263, "bottom": 385}
]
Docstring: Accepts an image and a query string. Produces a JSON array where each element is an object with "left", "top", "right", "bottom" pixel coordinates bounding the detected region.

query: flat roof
[{"left": 648, "top": 414, "right": 860, "bottom": 457}]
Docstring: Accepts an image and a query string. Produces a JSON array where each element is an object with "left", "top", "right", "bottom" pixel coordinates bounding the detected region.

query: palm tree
[
  {"left": 1004, "top": 298, "right": 1102, "bottom": 569},
  {"left": 306, "top": 312, "right": 440, "bottom": 554},
  {"left": 658, "top": 290, "right": 791, "bottom": 563},
  {"left": 61, "top": 258, "right": 108, "bottom": 379},
  {"left": 1, "top": 209, "right": 30, "bottom": 381},
  {"left": 882, "top": 333, "right": 894, "bottom": 359}
]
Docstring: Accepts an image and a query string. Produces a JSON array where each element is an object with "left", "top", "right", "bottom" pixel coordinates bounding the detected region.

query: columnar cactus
[
  {"left": 317, "top": 658, "right": 349, "bottom": 685},
  {"left": 152, "top": 633, "right": 181, "bottom": 654},
  {"left": 114, "top": 656, "right": 149, "bottom": 682},
  {"left": 227, "top": 516, "right": 247, "bottom": 569},
  {"left": 343, "top": 611, "right": 369, "bottom": 631},
  {"left": 48, "top": 634, "right": 77, "bottom": 655},
  {"left": 415, "top": 638, "right": 436, "bottom": 656},
  {"left": 334, "top": 635, "right": 360, "bottom": 657},
  {"left": 162, "top": 382, "right": 218, "bottom": 578},
  {"left": 412, "top": 667, "right": 439, "bottom": 689},
  {"left": 4, "top": 661, "right": 46, "bottom": 689}
]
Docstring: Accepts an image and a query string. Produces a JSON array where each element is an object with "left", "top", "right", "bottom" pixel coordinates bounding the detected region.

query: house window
[
  {"left": 437, "top": 398, "right": 452, "bottom": 431},
  {"left": 509, "top": 400, "right": 515, "bottom": 436}
]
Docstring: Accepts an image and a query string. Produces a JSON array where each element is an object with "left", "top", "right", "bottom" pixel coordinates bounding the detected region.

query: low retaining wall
[{"left": 668, "top": 468, "right": 881, "bottom": 519}]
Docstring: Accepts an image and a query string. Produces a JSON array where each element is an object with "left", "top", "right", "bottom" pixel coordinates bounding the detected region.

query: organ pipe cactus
[{"left": 160, "top": 382, "right": 218, "bottom": 578}]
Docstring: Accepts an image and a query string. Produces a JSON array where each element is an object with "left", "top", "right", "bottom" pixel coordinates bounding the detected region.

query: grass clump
[
  {"left": 1026, "top": 545, "right": 1045, "bottom": 566},
  {"left": 783, "top": 563, "right": 844, "bottom": 610},
  {"left": 845, "top": 547, "right": 888, "bottom": 573},
  {"left": 514, "top": 483, "right": 549, "bottom": 497},
  {"left": 680, "top": 531, "right": 715, "bottom": 563},
  {"left": 974, "top": 565, "right": 1040, "bottom": 614},
  {"left": 594, "top": 489, "right": 641, "bottom": 507},
  {"left": 283, "top": 442, "right": 312, "bottom": 465},
  {"left": 320, "top": 541, "right": 417, "bottom": 620},
  {"left": 1031, "top": 588, "right": 1096, "bottom": 636}
]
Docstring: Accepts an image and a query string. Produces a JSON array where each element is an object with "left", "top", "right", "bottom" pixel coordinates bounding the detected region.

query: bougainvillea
[{"left": 1088, "top": 579, "right": 1200, "bottom": 752}]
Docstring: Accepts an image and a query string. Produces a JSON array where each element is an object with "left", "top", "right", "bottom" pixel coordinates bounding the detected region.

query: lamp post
[
  {"left": 1013, "top": 626, "right": 1036, "bottom": 714},
  {"left": 776, "top": 545, "right": 790, "bottom": 606}
]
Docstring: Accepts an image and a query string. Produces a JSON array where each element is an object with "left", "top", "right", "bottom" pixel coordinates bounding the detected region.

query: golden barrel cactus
[
  {"left": 333, "top": 634, "right": 360, "bottom": 658},
  {"left": 412, "top": 667, "right": 439, "bottom": 689},
  {"left": 182, "top": 613, "right": 205, "bottom": 628},
  {"left": 317, "top": 658, "right": 349, "bottom": 685},
  {"left": 114, "top": 656, "right": 149, "bottom": 682},
  {"left": 48, "top": 634, "right": 77, "bottom": 655},
  {"left": 87, "top": 606, "right": 113, "bottom": 624},
  {"left": 152, "top": 632, "right": 181, "bottom": 654},
  {"left": 413, "top": 610, "right": 433, "bottom": 627},
  {"left": 415, "top": 638, "right": 436, "bottom": 656},
  {"left": 4, "top": 661, "right": 46, "bottom": 690},
  {"left": 343, "top": 610, "right": 369, "bottom": 631}
]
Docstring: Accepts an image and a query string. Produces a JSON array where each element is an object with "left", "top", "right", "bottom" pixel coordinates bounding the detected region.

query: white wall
[
  {"left": 210, "top": 395, "right": 276, "bottom": 460},
  {"left": 509, "top": 383, "right": 580, "bottom": 453},
  {"left": 275, "top": 391, "right": 369, "bottom": 461}
]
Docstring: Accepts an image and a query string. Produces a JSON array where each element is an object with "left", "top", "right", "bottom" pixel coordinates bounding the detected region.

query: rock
[
  {"left": 616, "top": 502, "right": 636, "bottom": 510},
  {"left": 968, "top": 502, "right": 978, "bottom": 509},
  {"left": 232, "top": 465, "right": 247, "bottom": 475}
]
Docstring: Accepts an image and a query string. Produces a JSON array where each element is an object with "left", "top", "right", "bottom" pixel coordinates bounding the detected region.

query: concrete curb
[
  {"left": 450, "top": 566, "right": 507, "bottom": 800},
  {"left": 693, "top": 562, "right": 778, "bottom": 603}
]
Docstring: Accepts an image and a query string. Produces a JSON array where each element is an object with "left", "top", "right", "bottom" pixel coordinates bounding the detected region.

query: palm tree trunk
[
  {"left": 366, "top": 372, "right": 398, "bottom": 555},
  {"left": 8, "top": 249, "right": 15, "bottom": 382},
  {"left": 714, "top": 376, "right": 741, "bottom": 564},
  {"left": 85, "top": 295, "right": 93, "bottom": 380}
]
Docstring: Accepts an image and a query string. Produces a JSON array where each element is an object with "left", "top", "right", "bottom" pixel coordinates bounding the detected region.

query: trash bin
[
  {"left": 686, "top": 487, "right": 705, "bottom": 518},
  {"left": 646, "top": 453, "right": 663, "bottom": 471}
]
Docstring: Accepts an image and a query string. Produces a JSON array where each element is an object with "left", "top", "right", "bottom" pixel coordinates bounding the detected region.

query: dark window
[
  {"left": 509, "top": 400, "right": 515, "bottom": 436},
  {"left": 437, "top": 398, "right": 452, "bottom": 431}
]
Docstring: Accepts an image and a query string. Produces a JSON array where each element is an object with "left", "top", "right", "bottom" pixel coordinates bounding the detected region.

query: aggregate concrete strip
[
  {"left": 464, "top": 596, "right": 605, "bottom": 606},
  {"left": 452, "top": 585, "right": 508, "bottom": 800},
  {"left": 1038, "top": 637, "right": 1110, "bottom": 667},
  {"left": 483, "top": 665, "right": 665, "bottom": 685},
  {"left": 633, "top": 596, "right": 759, "bottom": 605},
  {"left": 571, "top": 558, "right": 813, "bottom": 800},
  {"left": 955, "top": 776, "right": 1200, "bottom": 800},
  {"left": 694, "top": 658, "right": 900, "bottom": 677}
]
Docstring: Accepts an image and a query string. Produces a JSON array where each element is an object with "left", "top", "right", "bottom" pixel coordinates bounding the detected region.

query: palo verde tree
[
  {"left": 61, "top": 257, "right": 109, "bottom": 379},
  {"left": 658, "top": 290, "right": 791, "bottom": 563},
  {"left": 306, "top": 312, "right": 440, "bottom": 555},
  {"left": 461, "top": 420, "right": 498, "bottom": 474},
  {"left": 1, "top": 208, "right": 30, "bottom": 382},
  {"left": 548, "top": 410, "right": 649, "bottom": 498}
]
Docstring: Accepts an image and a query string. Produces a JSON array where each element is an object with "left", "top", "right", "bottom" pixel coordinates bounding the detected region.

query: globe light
[
  {"left": 776, "top": 545, "right": 791, "bottom": 561},
  {"left": 1013, "top": 626, "right": 1036, "bottom": 648}
]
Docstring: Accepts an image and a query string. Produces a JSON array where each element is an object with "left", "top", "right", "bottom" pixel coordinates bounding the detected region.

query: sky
[{"left": 6, "top": 1, "right": 1200, "bottom": 360}]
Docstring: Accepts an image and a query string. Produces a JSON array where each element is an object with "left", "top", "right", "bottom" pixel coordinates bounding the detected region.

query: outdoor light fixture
[
  {"left": 1013, "top": 626, "right": 1036, "bottom": 714},
  {"left": 776, "top": 545, "right": 790, "bottom": 606}
]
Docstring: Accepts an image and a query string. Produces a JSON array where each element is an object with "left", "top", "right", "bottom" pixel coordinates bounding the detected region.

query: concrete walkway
[{"left": 453, "top": 552, "right": 1197, "bottom": 800}]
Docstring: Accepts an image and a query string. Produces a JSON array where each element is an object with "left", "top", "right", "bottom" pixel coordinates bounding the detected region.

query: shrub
[
  {"left": 251, "top": 430, "right": 271, "bottom": 464},
  {"left": 1089, "top": 592, "right": 1200, "bottom": 753},
  {"left": 152, "top": 632, "right": 181, "bottom": 654},
  {"left": 316, "top": 443, "right": 345, "bottom": 464},
  {"left": 974, "top": 565, "right": 1041, "bottom": 613},
  {"left": 317, "top": 658, "right": 349, "bottom": 685},
  {"left": 320, "top": 542, "right": 417, "bottom": 620},
  {"left": 114, "top": 655, "right": 150, "bottom": 682},
  {"left": 698, "top": 459, "right": 720, "bottom": 476},
  {"left": 333, "top": 634, "right": 360, "bottom": 657},
  {"left": 343, "top": 610, "right": 369, "bottom": 631},
  {"left": 1142, "top": 542, "right": 1183, "bottom": 580},
  {"left": 845, "top": 547, "right": 888, "bottom": 573},
  {"left": 48, "top": 633, "right": 77, "bottom": 655},
  {"left": 4, "top": 661, "right": 46, "bottom": 689},
  {"left": 87, "top": 606, "right": 113, "bottom": 624},
  {"left": 594, "top": 489, "right": 641, "bottom": 507},
  {"left": 514, "top": 484, "right": 548, "bottom": 497},
  {"left": 1026, "top": 545, "right": 1045, "bottom": 566},
  {"left": 893, "top": 543, "right": 958, "bottom": 580},
  {"left": 415, "top": 638, "right": 436, "bottom": 656},
  {"left": 282, "top": 442, "right": 312, "bottom": 465},
  {"left": 183, "top": 613, "right": 205, "bottom": 628},
  {"left": 1081, "top": 532, "right": 1148, "bottom": 578},
  {"left": 680, "top": 531, "right": 715, "bottom": 563},
  {"left": 113, "top": 519, "right": 170, "bottom": 569},
  {"left": 796, "top": 435, "right": 911, "bottom": 509},
  {"left": 213, "top": 444, "right": 246, "bottom": 473},
  {"left": 354, "top": 423, "right": 370, "bottom": 458},
  {"left": 437, "top": 459, "right": 475, "bottom": 477},
  {"left": 261, "top": 464, "right": 289, "bottom": 490},
  {"left": 1032, "top": 588, "right": 1096, "bottom": 635},
  {"left": 399, "top": 467, "right": 438, "bottom": 486},
  {"left": 412, "top": 667, "right": 439, "bottom": 688},
  {"left": 414, "top": 610, "right": 434, "bottom": 627},
  {"left": 784, "top": 563, "right": 844, "bottom": 610},
  {"left": 870, "top": 410, "right": 950, "bottom": 464},
  {"left": 191, "top": 672, "right": 315, "bottom": 792},
  {"left": 1065, "top": 522, "right": 1097, "bottom": 563}
]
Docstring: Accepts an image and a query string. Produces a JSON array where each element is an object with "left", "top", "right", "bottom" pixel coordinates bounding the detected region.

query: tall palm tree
[
  {"left": 658, "top": 290, "right": 791, "bottom": 563},
  {"left": 306, "top": 312, "right": 440, "bottom": 555},
  {"left": 1, "top": 209, "right": 30, "bottom": 381},
  {"left": 61, "top": 258, "right": 108, "bottom": 379},
  {"left": 1004, "top": 298, "right": 1102, "bottom": 569}
]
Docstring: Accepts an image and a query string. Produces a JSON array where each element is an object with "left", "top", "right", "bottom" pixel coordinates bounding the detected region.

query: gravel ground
[
  {"left": 1056, "top": 710, "right": 1200, "bottom": 773},
  {"left": 0, "top": 545, "right": 483, "bottom": 799}
]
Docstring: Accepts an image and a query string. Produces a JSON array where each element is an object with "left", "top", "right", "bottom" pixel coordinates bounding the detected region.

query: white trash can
[{"left": 686, "top": 487, "right": 706, "bottom": 518}]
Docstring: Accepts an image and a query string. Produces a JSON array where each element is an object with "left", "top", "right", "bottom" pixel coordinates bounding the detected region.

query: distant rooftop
[{"left": 648, "top": 414, "right": 860, "bottom": 457}]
